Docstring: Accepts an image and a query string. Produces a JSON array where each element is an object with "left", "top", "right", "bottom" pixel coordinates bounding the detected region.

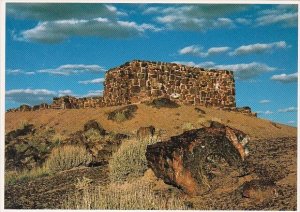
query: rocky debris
[
  {"left": 242, "top": 179, "right": 278, "bottom": 203},
  {"left": 146, "top": 122, "right": 250, "bottom": 195},
  {"left": 194, "top": 107, "right": 206, "bottom": 115},
  {"left": 222, "top": 106, "right": 257, "bottom": 117},
  {"left": 137, "top": 126, "right": 155, "bottom": 140},
  {"left": 83, "top": 120, "right": 106, "bottom": 136},
  {"left": 146, "top": 97, "right": 179, "bottom": 108},
  {"left": 5, "top": 125, "right": 56, "bottom": 171},
  {"left": 107, "top": 105, "right": 138, "bottom": 122},
  {"left": 67, "top": 120, "right": 126, "bottom": 166}
]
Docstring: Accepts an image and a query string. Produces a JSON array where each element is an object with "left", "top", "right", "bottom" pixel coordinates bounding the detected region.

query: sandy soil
[{"left": 5, "top": 104, "right": 296, "bottom": 139}]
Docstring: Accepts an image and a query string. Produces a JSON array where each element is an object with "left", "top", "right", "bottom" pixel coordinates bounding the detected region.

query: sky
[{"left": 5, "top": 3, "right": 298, "bottom": 126}]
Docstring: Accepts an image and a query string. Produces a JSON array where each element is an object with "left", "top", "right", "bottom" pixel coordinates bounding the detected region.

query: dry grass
[
  {"left": 45, "top": 145, "right": 92, "bottom": 172},
  {"left": 5, "top": 166, "right": 49, "bottom": 184},
  {"left": 182, "top": 122, "right": 196, "bottom": 131},
  {"left": 109, "top": 137, "right": 158, "bottom": 182},
  {"left": 63, "top": 180, "right": 188, "bottom": 209}
]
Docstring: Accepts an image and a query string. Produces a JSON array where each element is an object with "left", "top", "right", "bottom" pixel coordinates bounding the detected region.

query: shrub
[
  {"left": 84, "top": 128, "right": 103, "bottom": 143},
  {"left": 107, "top": 105, "right": 138, "bottom": 122},
  {"left": 45, "top": 145, "right": 92, "bottom": 172},
  {"left": 109, "top": 137, "right": 157, "bottom": 182},
  {"left": 63, "top": 180, "right": 188, "bottom": 209},
  {"left": 5, "top": 166, "right": 49, "bottom": 184},
  {"left": 182, "top": 122, "right": 195, "bottom": 131}
]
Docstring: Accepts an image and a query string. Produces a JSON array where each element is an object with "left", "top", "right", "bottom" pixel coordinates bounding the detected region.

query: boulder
[
  {"left": 83, "top": 120, "right": 106, "bottom": 136},
  {"left": 146, "top": 122, "right": 250, "bottom": 195}
]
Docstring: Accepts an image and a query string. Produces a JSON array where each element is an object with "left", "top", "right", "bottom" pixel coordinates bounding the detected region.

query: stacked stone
[{"left": 103, "top": 60, "right": 236, "bottom": 108}]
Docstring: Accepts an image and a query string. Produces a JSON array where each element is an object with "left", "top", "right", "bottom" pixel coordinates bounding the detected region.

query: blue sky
[{"left": 5, "top": 3, "right": 298, "bottom": 126}]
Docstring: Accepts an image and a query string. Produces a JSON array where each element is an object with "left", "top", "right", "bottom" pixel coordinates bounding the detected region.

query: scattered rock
[
  {"left": 107, "top": 105, "right": 138, "bottom": 122},
  {"left": 83, "top": 120, "right": 106, "bottom": 135},
  {"left": 147, "top": 97, "right": 179, "bottom": 109},
  {"left": 137, "top": 126, "right": 155, "bottom": 140},
  {"left": 146, "top": 122, "right": 250, "bottom": 195},
  {"left": 242, "top": 179, "right": 278, "bottom": 203},
  {"left": 195, "top": 107, "right": 206, "bottom": 115}
]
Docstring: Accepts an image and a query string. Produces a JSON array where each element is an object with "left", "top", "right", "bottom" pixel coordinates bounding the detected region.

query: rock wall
[{"left": 103, "top": 60, "right": 236, "bottom": 108}]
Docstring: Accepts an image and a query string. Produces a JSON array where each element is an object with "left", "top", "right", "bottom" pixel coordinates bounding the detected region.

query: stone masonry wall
[{"left": 103, "top": 60, "right": 236, "bottom": 108}]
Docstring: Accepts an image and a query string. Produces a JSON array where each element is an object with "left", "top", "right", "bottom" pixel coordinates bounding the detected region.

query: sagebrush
[
  {"left": 109, "top": 137, "right": 157, "bottom": 182},
  {"left": 45, "top": 145, "right": 92, "bottom": 172}
]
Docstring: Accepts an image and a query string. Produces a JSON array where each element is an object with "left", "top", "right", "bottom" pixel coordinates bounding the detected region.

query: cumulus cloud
[
  {"left": 270, "top": 73, "right": 298, "bottom": 83},
  {"left": 15, "top": 19, "right": 160, "bottom": 43},
  {"left": 259, "top": 99, "right": 271, "bottom": 104},
  {"left": 58, "top": 90, "right": 74, "bottom": 96},
  {"left": 278, "top": 107, "right": 297, "bottom": 113},
  {"left": 7, "top": 3, "right": 121, "bottom": 21},
  {"left": 85, "top": 90, "right": 104, "bottom": 97},
  {"left": 6, "top": 88, "right": 56, "bottom": 105},
  {"left": 145, "top": 5, "right": 250, "bottom": 31},
  {"left": 7, "top": 69, "right": 35, "bottom": 75},
  {"left": 78, "top": 78, "right": 105, "bottom": 84},
  {"left": 171, "top": 61, "right": 275, "bottom": 80},
  {"left": 256, "top": 5, "right": 297, "bottom": 27},
  {"left": 37, "top": 64, "right": 106, "bottom": 75},
  {"left": 230, "top": 41, "right": 288, "bottom": 56},
  {"left": 264, "top": 110, "right": 274, "bottom": 115},
  {"left": 214, "top": 62, "right": 276, "bottom": 80},
  {"left": 178, "top": 45, "right": 230, "bottom": 57}
]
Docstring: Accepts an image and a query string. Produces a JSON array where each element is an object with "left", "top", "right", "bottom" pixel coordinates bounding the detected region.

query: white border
[{"left": 1, "top": 1, "right": 299, "bottom": 212}]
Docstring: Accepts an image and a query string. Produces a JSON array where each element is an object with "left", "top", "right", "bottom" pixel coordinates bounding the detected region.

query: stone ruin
[
  {"left": 103, "top": 60, "right": 236, "bottom": 108},
  {"left": 6, "top": 60, "right": 255, "bottom": 116}
]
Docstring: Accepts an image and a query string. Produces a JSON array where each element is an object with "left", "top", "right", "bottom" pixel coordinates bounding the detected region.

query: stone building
[{"left": 103, "top": 60, "right": 236, "bottom": 108}]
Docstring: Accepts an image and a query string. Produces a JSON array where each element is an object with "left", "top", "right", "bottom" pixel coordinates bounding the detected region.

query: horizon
[{"left": 5, "top": 3, "right": 298, "bottom": 127}]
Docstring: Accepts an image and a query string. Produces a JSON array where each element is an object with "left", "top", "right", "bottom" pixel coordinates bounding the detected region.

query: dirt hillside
[{"left": 5, "top": 104, "right": 296, "bottom": 139}]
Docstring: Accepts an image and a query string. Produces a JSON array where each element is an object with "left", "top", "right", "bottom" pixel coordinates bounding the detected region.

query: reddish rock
[
  {"left": 146, "top": 122, "right": 250, "bottom": 195},
  {"left": 137, "top": 126, "right": 155, "bottom": 140}
]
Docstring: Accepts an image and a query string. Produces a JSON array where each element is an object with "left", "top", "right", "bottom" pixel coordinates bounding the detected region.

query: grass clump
[
  {"left": 5, "top": 166, "right": 49, "bottom": 185},
  {"left": 63, "top": 180, "right": 188, "bottom": 209},
  {"left": 45, "top": 145, "right": 92, "bottom": 172},
  {"left": 107, "top": 105, "right": 138, "bottom": 122},
  {"left": 109, "top": 137, "right": 157, "bottom": 182},
  {"left": 182, "top": 122, "right": 196, "bottom": 131}
]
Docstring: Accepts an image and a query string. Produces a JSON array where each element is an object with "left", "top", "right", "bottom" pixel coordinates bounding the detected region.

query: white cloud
[
  {"left": 37, "top": 64, "right": 106, "bottom": 75},
  {"left": 278, "top": 107, "right": 297, "bottom": 113},
  {"left": 6, "top": 88, "right": 56, "bottom": 105},
  {"left": 259, "top": 99, "right": 271, "bottom": 104},
  {"left": 7, "top": 3, "right": 120, "bottom": 21},
  {"left": 7, "top": 69, "right": 35, "bottom": 75},
  {"left": 58, "top": 90, "right": 73, "bottom": 96},
  {"left": 264, "top": 110, "right": 274, "bottom": 115},
  {"left": 214, "top": 62, "right": 276, "bottom": 80},
  {"left": 178, "top": 45, "right": 230, "bottom": 57},
  {"left": 271, "top": 73, "right": 298, "bottom": 83},
  {"left": 287, "top": 120, "right": 295, "bottom": 124},
  {"left": 172, "top": 61, "right": 275, "bottom": 80},
  {"left": 256, "top": 5, "right": 297, "bottom": 27},
  {"left": 85, "top": 90, "right": 104, "bottom": 97},
  {"left": 15, "top": 18, "right": 160, "bottom": 43},
  {"left": 230, "top": 41, "right": 288, "bottom": 56},
  {"left": 235, "top": 18, "right": 251, "bottom": 25},
  {"left": 78, "top": 78, "right": 105, "bottom": 84}
]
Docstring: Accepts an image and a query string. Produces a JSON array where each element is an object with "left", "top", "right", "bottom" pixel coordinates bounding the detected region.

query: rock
[
  {"left": 83, "top": 120, "right": 106, "bottom": 136},
  {"left": 146, "top": 122, "right": 250, "bottom": 195},
  {"left": 242, "top": 179, "right": 278, "bottom": 203},
  {"left": 137, "top": 126, "right": 155, "bottom": 140},
  {"left": 5, "top": 124, "right": 35, "bottom": 143},
  {"left": 107, "top": 105, "right": 138, "bottom": 122},
  {"left": 147, "top": 97, "right": 179, "bottom": 108}
]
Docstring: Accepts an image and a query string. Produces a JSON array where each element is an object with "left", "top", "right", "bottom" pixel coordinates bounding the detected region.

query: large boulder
[{"left": 146, "top": 122, "right": 250, "bottom": 195}]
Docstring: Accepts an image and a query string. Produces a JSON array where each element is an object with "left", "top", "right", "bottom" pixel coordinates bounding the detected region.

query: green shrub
[
  {"left": 45, "top": 145, "right": 92, "bottom": 172},
  {"left": 109, "top": 138, "right": 157, "bottom": 182},
  {"left": 84, "top": 128, "right": 103, "bottom": 142},
  {"left": 63, "top": 180, "right": 188, "bottom": 209}
]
